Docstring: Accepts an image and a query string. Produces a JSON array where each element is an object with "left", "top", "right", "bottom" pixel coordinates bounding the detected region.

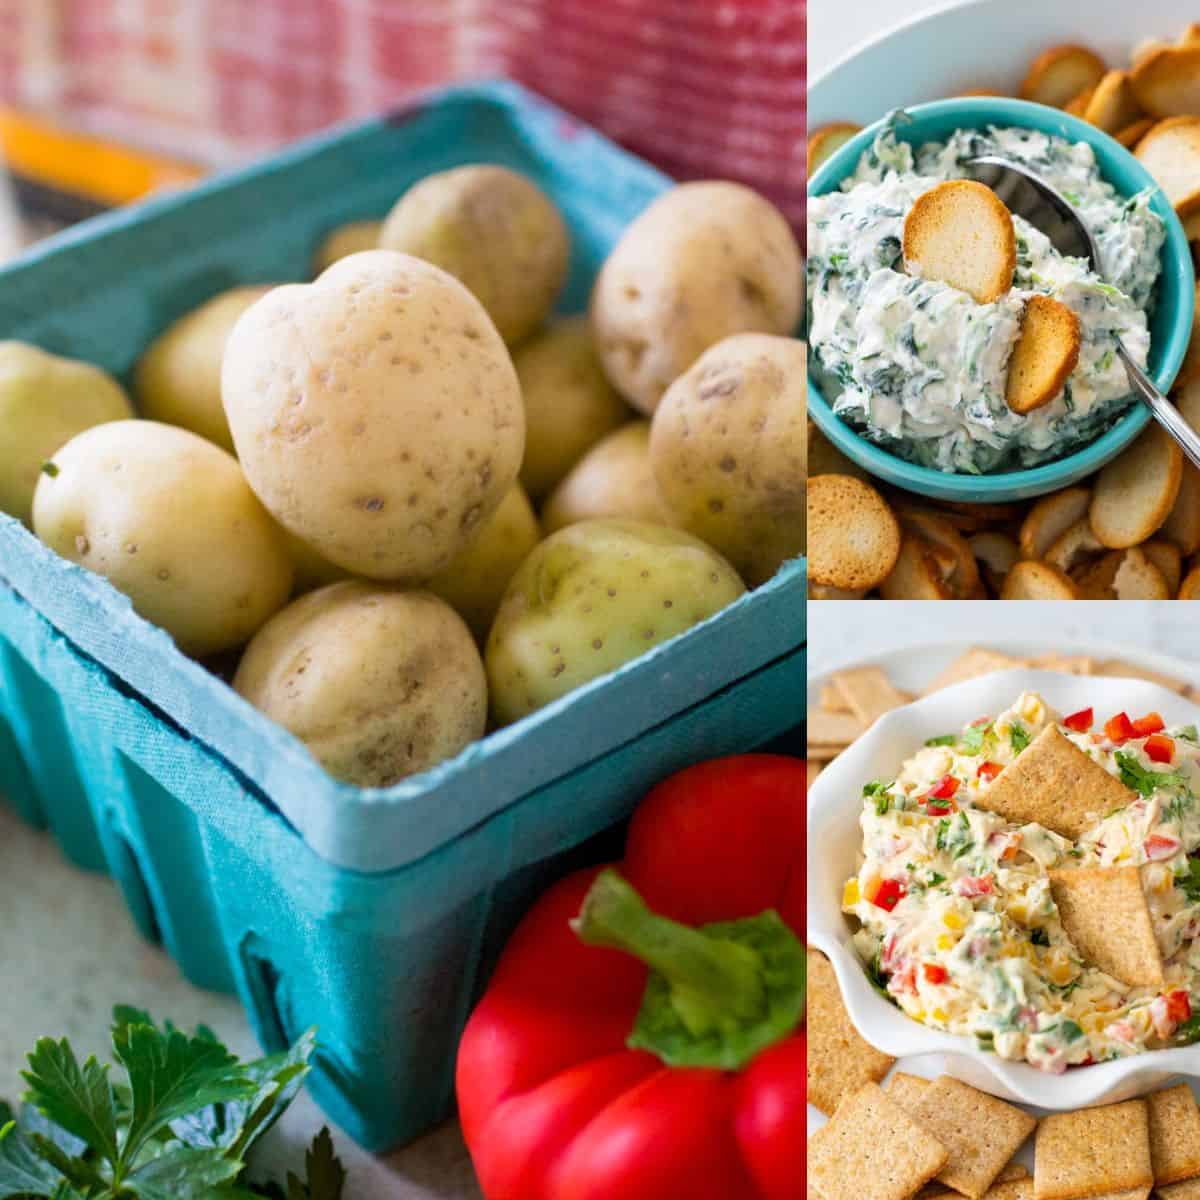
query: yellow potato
[
  {"left": 651, "top": 333, "right": 805, "bottom": 585},
  {"left": 235, "top": 582, "right": 486, "bottom": 787},
  {"left": 222, "top": 251, "right": 524, "bottom": 581},
  {"left": 514, "top": 317, "right": 631, "bottom": 500},
  {"left": 135, "top": 286, "right": 275, "bottom": 452},
  {"left": 380, "top": 165, "right": 569, "bottom": 345},
  {"left": 0, "top": 341, "right": 132, "bottom": 526},
  {"left": 486, "top": 519, "right": 745, "bottom": 725},
  {"left": 541, "top": 422, "right": 676, "bottom": 534},
  {"left": 428, "top": 484, "right": 541, "bottom": 642},
  {"left": 33, "top": 421, "right": 293, "bottom": 656},
  {"left": 590, "top": 181, "right": 802, "bottom": 414},
  {"left": 313, "top": 219, "right": 383, "bottom": 274},
  {"left": 284, "top": 529, "right": 351, "bottom": 594}
]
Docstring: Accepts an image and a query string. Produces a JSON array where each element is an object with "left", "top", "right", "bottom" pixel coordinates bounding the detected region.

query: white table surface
[
  {"left": 0, "top": 802, "right": 481, "bottom": 1197},
  {"left": 809, "top": 0, "right": 972, "bottom": 79}
]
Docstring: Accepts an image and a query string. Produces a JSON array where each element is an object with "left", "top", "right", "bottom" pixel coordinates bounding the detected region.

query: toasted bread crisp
[
  {"left": 1160, "top": 1179, "right": 1200, "bottom": 1200},
  {"left": 808, "top": 1083, "right": 948, "bottom": 1200},
  {"left": 1095, "top": 659, "right": 1188, "bottom": 692},
  {"left": 1084, "top": 70, "right": 1144, "bottom": 132},
  {"left": 903, "top": 180, "right": 1016, "bottom": 304},
  {"left": 1117, "top": 117, "right": 1156, "bottom": 148},
  {"left": 999, "top": 560, "right": 1079, "bottom": 600},
  {"left": 807, "top": 948, "right": 895, "bottom": 1116},
  {"left": 887, "top": 1071, "right": 933, "bottom": 1116},
  {"left": 1019, "top": 487, "right": 1091, "bottom": 560},
  {"left": 1148, "top": 1083, "right": 1200, "bottom": 1186},
  {"left": 808, "top": 475, "right": 902, "bottom": 591},
  {"left": 920, "top": 1165, "right": 1031, "bottom": 1200},
  {"left": 831, "top": 666, "right": 913, "bottom": 727},
  {"left": 910, "top": 1077, "right": 1037, "bottom": 1200},
  {"left": 808, "top": 122, "right": 863, "bottom": 176},
  {"left": 808, "top": 707, "right": 867, "bottom": 748},
  {"left": 1132, "top": 47, "right": 1200, "bottom": 119},
  {"left": 1090, "top": 424, "right": 1184, "bottom": 549},
  {"left": 1074, "top": 548, "right": 1171, "bottom": 600},
  {"left": 1134, "top": 117, "right": 1200, "bottom": 213},
  {"left": 1065, "top": 87, "right": 1096, "bottom": 118},
  {"left": 1006, "top": 296, "right": 1081, "bottom": 415},
  {"left": 1035, "top": 1100, "right": 1152, "bottom": 1200},
  {"left": 973, "top": 724, "right": 1136, "bottom": 839},
  {"left": 1048, "top": 866, "right": 1164, "bottom": 988},
  {"left": 1141, "top": 539, "right": 1183, "bottom": 594},
  {"left": 898, "top": 510, "right": 983, "bottom": 599},
  {"left": 971, "top": 531, "right": 1019, "bottom": 595},
  {"left": 922, "top": 647, "right": 1023, "bottom": 695},
  {"left": 820, "top": 681, "right": 852, "bottom": 713},
  {"left": 1021, "top": 44, "right": 1107, "bottom": 109},
  {"left": 1176, "top": 288, "right": 1200, "bottom": 389},
  {"left": 880, "top": 533, "right": 953, "bottom": 601},
  {"left": 1043, "top": 517, "right": 1105, "bottom": 576},
  {"left": 1181, "top": 565, "right": 1200, "bottom": 600}
]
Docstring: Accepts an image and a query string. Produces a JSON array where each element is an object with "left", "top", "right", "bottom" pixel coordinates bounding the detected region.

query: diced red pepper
[
  {"left": 1145, "top": 733, "right": 1175, "bottom": 764},
  {"left": 923, "top": 963, "right": 948, "bottom": 985},
  {"left": 977, "top": 761, "right": 1003, "bottom": 782},
  {"left": 1063, "top": 707, "right": 1093, "bottom": 733},
  {"left": 925, "top": 774, "right": 959, "bottom": 800},
  {"left": 1144, "top": 834, "right": 1181, "bottom": 862},
  {"left": 1167, "top": 990, "right": 1192, "bottom": 1024},
  {"left": 871, "top": 879, "right": 906, "bottom": 912},
  {"left": 1132, "top": 712, "right": 1166, "bottom": 737},
  {"left": 1105, "top": 712, "right": 1135, "bottom": 744},
  {"left": 925, "top": 799, "right": 956, "bottom": 817},
  {"left": 955, "top": 875, "right": 994, "bottom": 898}
]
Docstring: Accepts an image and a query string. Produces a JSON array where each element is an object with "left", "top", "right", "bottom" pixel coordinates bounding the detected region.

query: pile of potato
[{"left": 0, "top": 164, "right": 803, "bottom": 787}]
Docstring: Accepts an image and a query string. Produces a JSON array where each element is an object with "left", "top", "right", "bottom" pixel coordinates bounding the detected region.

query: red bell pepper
[
  {"left": 1132, "top": 712, "right": 1166, "bottom": 737},
  {"left": 1167, "top": 990, "right": 1192, "bottom": 1025},
  {"left": 456, "top": 755, "right": 804, "bottom": 1200},
  {"left": 923, "top": 963, "right": 948, "bottom": 985},
  {"left": 1105, "top": 712, "right": 1135, "bottom": 744},
  {"left": 1063, "top": 707, "right": 1093, "bottom": 733},
  {"left": 1146, "top": 733, "right": 1176, "bottom": 764},
  {"left": 977, "top": 761, "right": 1003, "bottom": 782}
]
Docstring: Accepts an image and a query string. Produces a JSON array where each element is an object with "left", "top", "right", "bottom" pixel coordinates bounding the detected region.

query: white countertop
[{"left": 0, "top": 803, "right": 481, "bottom": 1198}]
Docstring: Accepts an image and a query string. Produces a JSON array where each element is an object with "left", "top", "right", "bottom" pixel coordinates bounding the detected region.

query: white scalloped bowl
[{"left": 807, "top": 667, "right": 1200, "bottom": 1109}]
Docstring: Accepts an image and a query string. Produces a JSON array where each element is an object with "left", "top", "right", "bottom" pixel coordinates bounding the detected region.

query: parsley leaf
[
  {"left": 1177, "top": 725, "right": 1199, "bottom": 744},
  {"left": 927, "top": 872, "right": 946, "bottom": 886},
  {"left": 1061, "top": 1019, "right": 1085, "bottom": 1042},
  {"left": 1009, "top": 723, "right": 1030, "bottom": 754},
  {"left": 1177, "top": 858, "right": 1200, "bottom": 905},
  {"left": 20, "top": 1038, "right": 121, "bottom": 1167},
  {"left": 248, "top": 1129, "right": 347, "bottom": 1200},
  {"left": 1115, "top": 751, "right": 1189, "bottom": 798},
  {"left": 961, "top": 723, "right": 991, "bottom": 756},
  {"left": 925, "top": 734, "right": 956, "bottom": 747},
  {"left": 936, "top": 818, "right": 951, "bottom": 852},
  {"left": 1175, "top": 1014, "right": 1200, "bottom": 1045},
  {"left": 0, "top": 1118, "right": 67, "bottom": 1196}
]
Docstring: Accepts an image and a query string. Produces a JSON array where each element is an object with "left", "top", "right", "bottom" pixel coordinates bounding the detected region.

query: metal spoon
[{"left": 967, "top": 153, "right": 1200, "bottom": 472}]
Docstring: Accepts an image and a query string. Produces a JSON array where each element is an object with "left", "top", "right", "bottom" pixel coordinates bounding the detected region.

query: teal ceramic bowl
[{"left": 807, "top": 97, "right": 1196, "bottom": 503}]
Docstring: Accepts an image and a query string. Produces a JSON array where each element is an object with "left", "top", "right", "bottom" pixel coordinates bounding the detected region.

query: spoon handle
[{"left": 1118, "top": 344, "right": 1200, "bottom": 473}]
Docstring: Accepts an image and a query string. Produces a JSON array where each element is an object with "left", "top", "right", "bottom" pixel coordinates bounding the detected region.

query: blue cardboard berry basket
[{"left": 0, "top": 80, "right": 805, "bottom": 1150}]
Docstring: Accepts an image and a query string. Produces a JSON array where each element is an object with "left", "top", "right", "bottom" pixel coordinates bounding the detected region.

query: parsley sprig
[
  {"left": 0, "top": 1008, "right": 344, "bottom": 1200},
  {"left": 1115, "top": 751, "right": 1190, "bottom": 799}
]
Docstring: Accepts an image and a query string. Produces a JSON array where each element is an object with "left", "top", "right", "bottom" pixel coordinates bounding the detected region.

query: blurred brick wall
[{"left": 0, "top": 0, "right": 802, "bottom": 224}]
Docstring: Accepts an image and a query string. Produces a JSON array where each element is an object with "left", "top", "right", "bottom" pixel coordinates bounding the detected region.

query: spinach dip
[{"left": 808, "top": 118, "right": 1165, "bottom": 474}]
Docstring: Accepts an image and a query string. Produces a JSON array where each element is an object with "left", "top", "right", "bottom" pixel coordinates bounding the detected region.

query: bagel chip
[
  {"left": 879, "top": 533, "right": 952, "bottom": 600},
  {"left": 1019, "top": 486, "right": 1091, "bottom": 560},
  {"left": 1134, "top": 117, "right": 1200, "bottom": 213},
  {"left": 1065, "top": 87, "right": 1096, "bottom": 118},
  {"left": 1117, "top": 117, "right": 1156, "bottom": 148},
  {"left": 903, "top": 180, "right": 1016, "bottom": 304},
  {"left": 1180, "top": 564, "right": 1200, "bottom": 600},
  {"left": 1084, "top": 70, "right": 1144, "bottom": 132},
  {"left": 970, "top": 531, "right": 1019, "bottom": 594},
  {"left": 1006, "top": 296, "right": 1081, "bottom": 415},
  {"left": 808, "top": 122, "right": 863, "bottom": 176},
  {"left": 1132, "top": 46, "right": 1200, "bottom": 118},
  {"left": 1090, "top": 424, "right": 1184, "bottom": 548},
  {"left": 1048, "top": 867, "right": 1164, "bottom": 988},
  {"left": 808, "top": 474, "right": 901, "bottom": 590},
  {"left": 1074, "top": 548, "right": 1171, "bottom": 599},
  {"left": 1020, "top": 44, "right": 1107, "bottom": 109},
  {"left": 1140, "top": 539, "right": 1183, "bottom": 594},
  {"left": 1000, "top": 560, "right": 1079, "bottom": 599},
  {"left": 897, "top": 510, "right": 982, "bottom": 599}
]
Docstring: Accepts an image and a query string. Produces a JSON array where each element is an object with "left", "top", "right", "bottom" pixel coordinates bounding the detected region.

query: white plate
[
  {"left": 807, "top": 640, "right": 1200, "bottom": 1147},
  {"left": 809, "top": 0, "right": 1195, "bottom": 128}
]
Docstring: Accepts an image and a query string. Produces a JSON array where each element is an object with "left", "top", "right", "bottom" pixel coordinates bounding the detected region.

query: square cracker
[
  {"left": 910, "top": 1076, "right": 1037, "bottom": 1199},
  {"left": 809, "top": 708, "right": 867, "bottom": 747},
  {"left": 887, "top": 1071, "right": 932, "bottom": 1116},
  {"left": 920, "top": 1161, "right": 1029, "bottom": 1199},
  {"left": 1048, "top": 866, "right": 1164, "bottom": 988},
  {"left": 1149, "top": 1084, "right": 1200, "bottom": 1186},
  {"left": 1028, "top": 653, "right": 1095, "bottom": 675},
  {"left": 972, "top": 724, "right": 1136, "bottom": 840},
  {"left": 1160, "top": 1180, "right": 1200, "bottom": 1200},
  {"left": 831, "top": 666, "right": 913, "bottom": 727},
  {"left": 923, "top": 648, "right": 1023, "bottom": 695},
  {"left": 807, "top": 948, "right": 895, "bottom": 1115},
  {"left": 1034, "top": 1099, "right": 1152, "bottom": 1200},
  {"left": 1096, "top": 659, "right": 1188, "bottom": 694},
  {"left": 807, "top": 1083, "right": 948, "bottom": 1200},
  {"left": 820, "top": 682, "right": 852, "bottom": 712}
]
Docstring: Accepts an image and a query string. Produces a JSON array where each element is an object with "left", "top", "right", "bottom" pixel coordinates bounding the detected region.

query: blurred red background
[{"left": 0, "top": 0, "right": 803, "bottom": 228}]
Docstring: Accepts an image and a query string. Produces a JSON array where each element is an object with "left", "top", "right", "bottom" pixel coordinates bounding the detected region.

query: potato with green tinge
[
  {"left": 136, "top": 285, "right": 275, "bottom": 453},
  {"left": 221, "top": 251, "right": 524, "bottom": 582},
  {"left": 0, "top": 341, "right": 133, "bottom": 525},
  {"left": 380, "top": 165, "right": 569, "bottom": 345},
  {"left": 541, "top": 422, "right": 676, "bottom": 534},
  {"left": 313, "top": 219, "right": 383, "bottom": 274},
  {"left": 651, "top": 334, "right": 805, "bottom": 585},
  {"left": 590, "top": 181, "right": 803, "bottom": 414},
  {"left": 33, "top": 420, "right": 293, "bottom": 656},
  {"left": 485, "top": 519, "right": 745, "bottom": 725},
  {"left": 234, "top": 581, "right": 487, "bottom": 788},
  {"left": 428, "top": 483, "right": 541, "bottom": 643},
  {"left": 514, "top": 317, "right": 630, "bottom": 500}
]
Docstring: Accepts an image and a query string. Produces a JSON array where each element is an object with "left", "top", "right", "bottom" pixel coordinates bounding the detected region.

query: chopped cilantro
[
  {"left": 961, "top": 723, "right": 991, "bottom": 755},
  {"left": 935, "top": 818, "right": 951, "bottom": 852},
  {"left": 1176, "top": 725, "right": 1199, "bottom": 744},
  {"left": 1175, "top": 1013, "right": 1200, "bottom": 1045},
  {"left": 1061, "top": 1019, "right": 1085, "bottom": 1042},
  {"left": 925, "top": 734, "right": 957, "bottom": 747},
  {"left": 1009, "top": 723, "right": 1030, "bottom": 754},
  {"left": 1177, "top": 858, "right": 1200, "bottom": 905},
  {"left": 927, "top": 872, "right": 946, "bottom": 886},
  {"left": 1115, "top": 750, "right": 1189, "bottom": 798},
  {"left": 976, "top": 1031, "right": 995, "bottom": 1053}
]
